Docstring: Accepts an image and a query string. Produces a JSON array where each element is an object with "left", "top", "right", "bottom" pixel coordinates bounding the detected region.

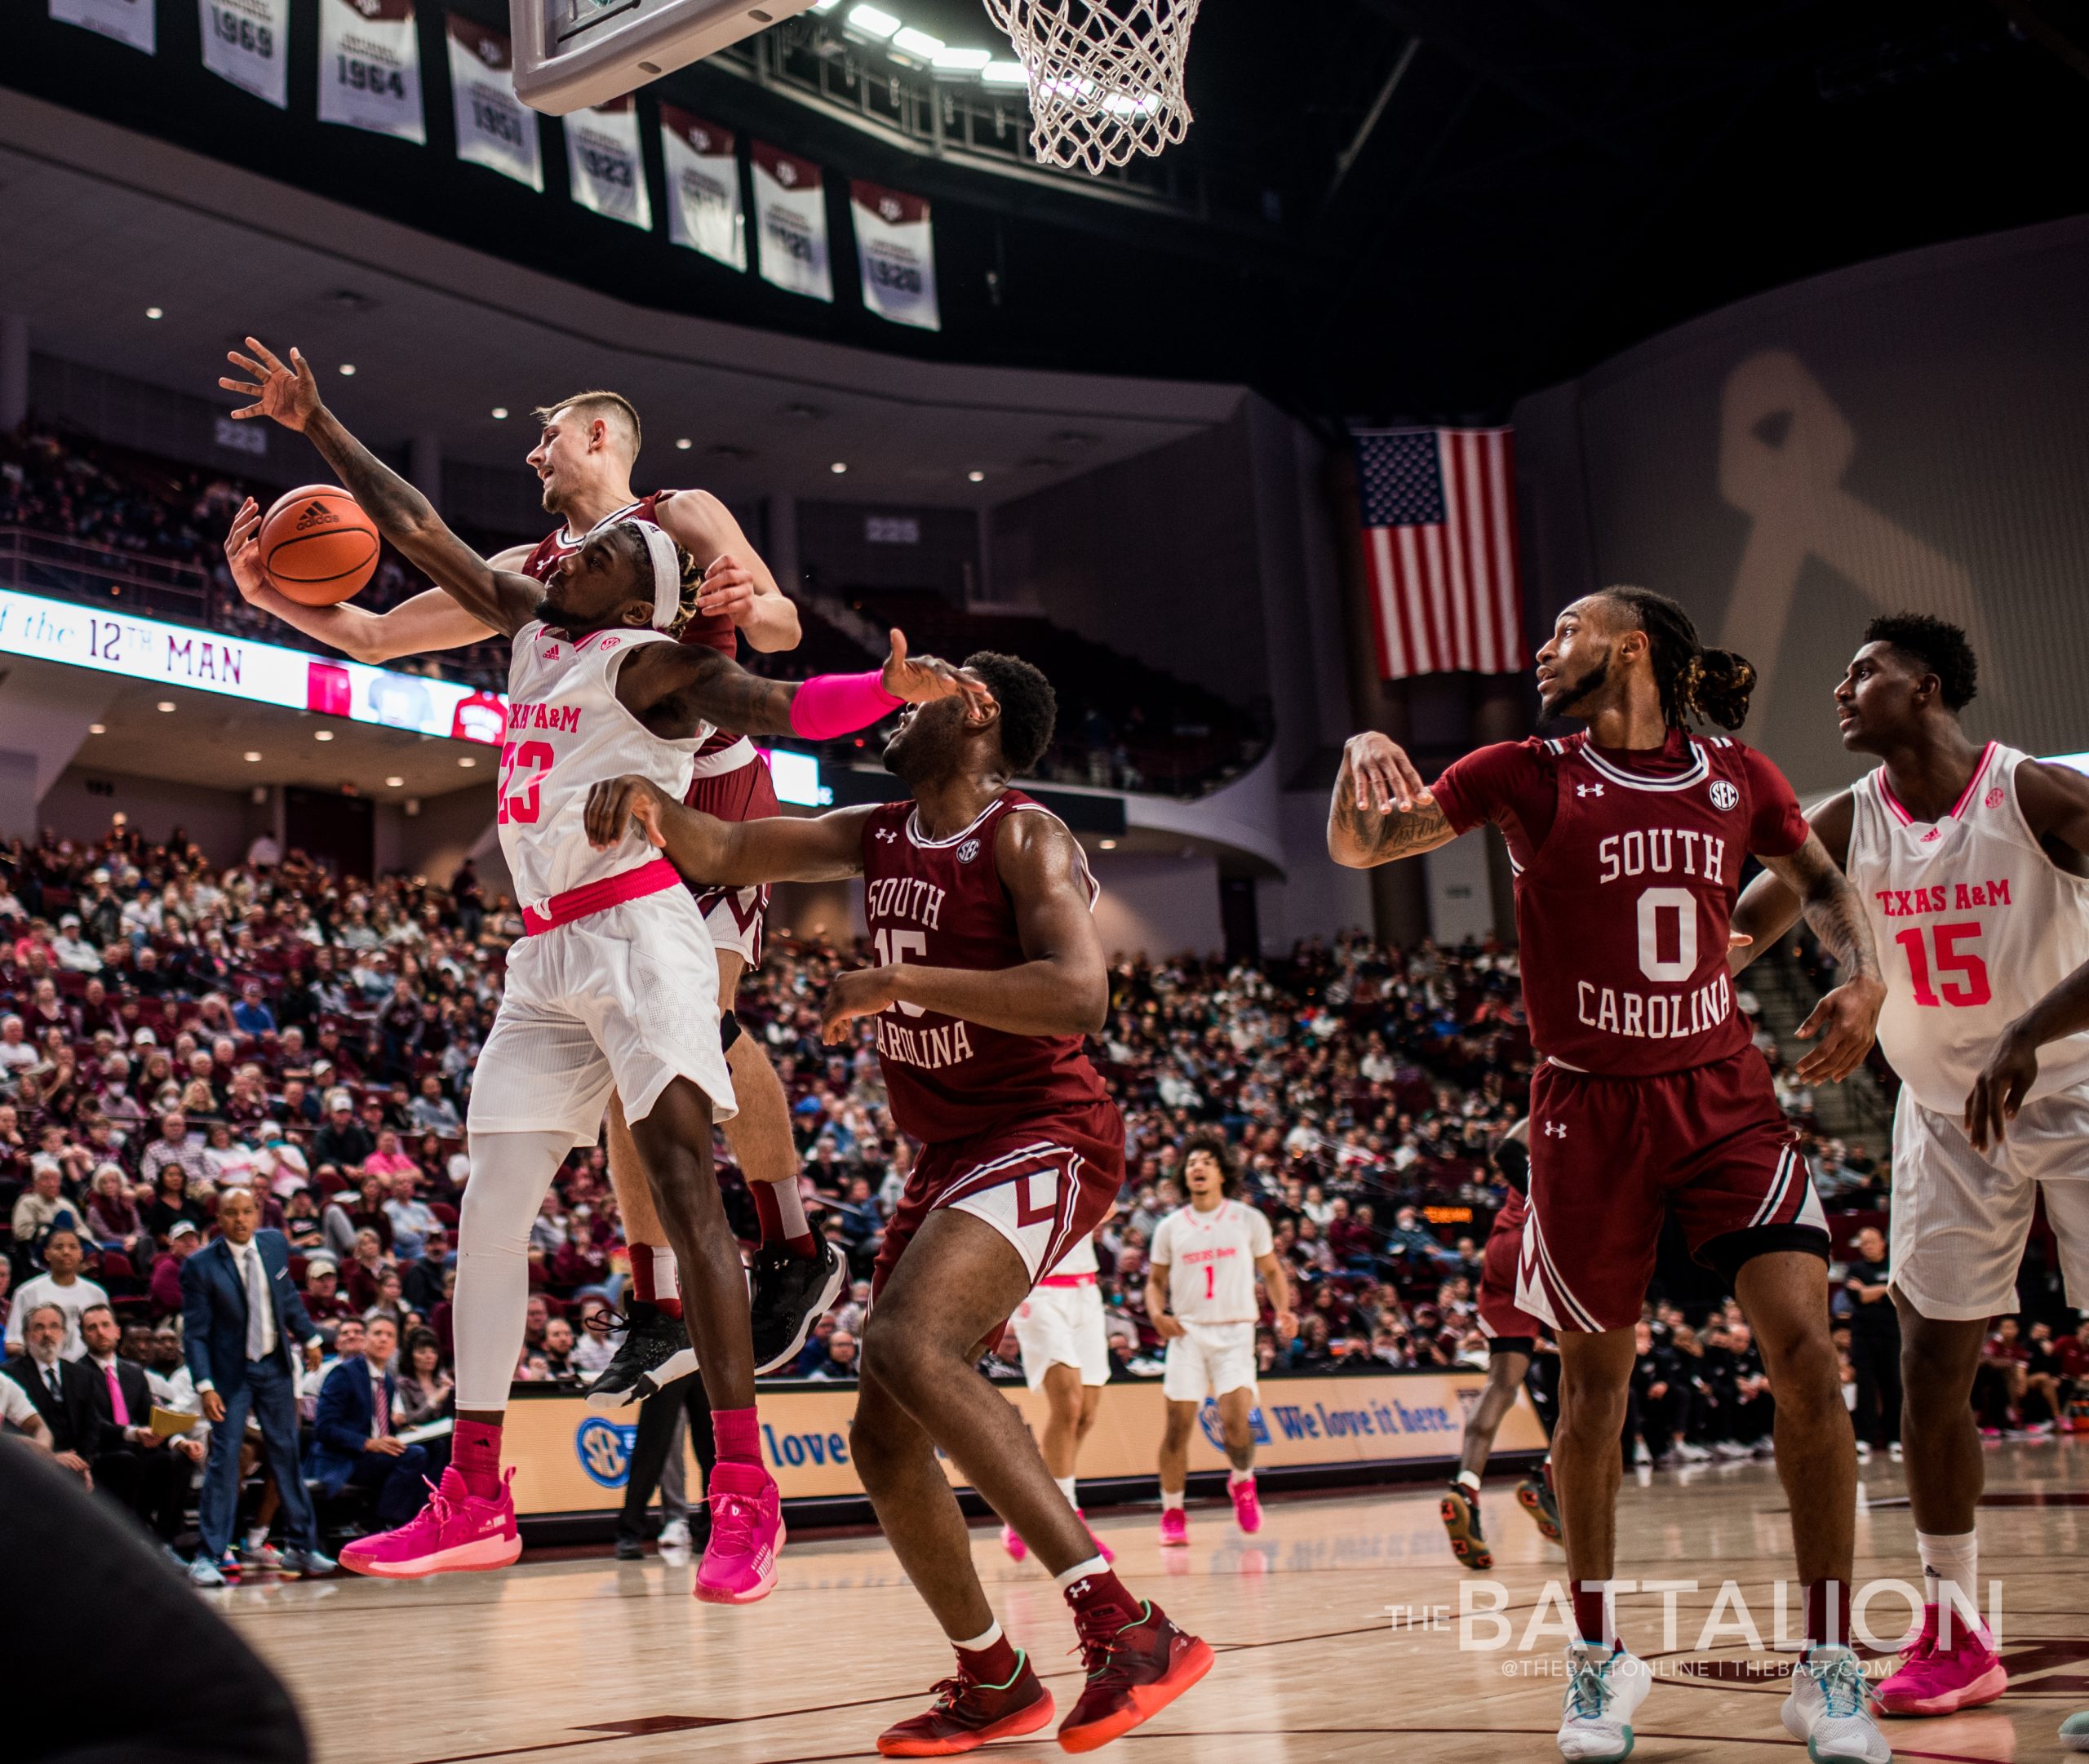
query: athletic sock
[
  {"left": 1055, "top": 1474, "right": 1080, "bottom": 1506},
  {"left": 1805, "top": 1579, "right": 1849, "bottom": 1649},
  {"left": 1160, "top": 1487, "right": 1185, "bottom": 1513},
  {"left": 1229, "top": 1467, "right": 1255, "bottom": 1488},
  {"left": 1918, "top": 1530, "right": 1981, "bottom": 1640},
  {"left": 751, "top": 1179, "right": 818, "bottom": 1260},
  {"left": 1456, "top": 1469, "right": 1482, "bottom": 1494},
  {"left": 244, "top": 1527, "right": 268, "bottom": 1552},
  {"left": 628, "top": 1242, "right": 684, "bottom": 1320},
  {"left": 453, "top": 1418, "right": 504, "bottom": 1501},
  {"left": 1572, "top": 1580, "right": 1617, "bottom": 1649},
  {"left": 712, "top": 1406, "right": 762, "bottom": 1468},
  {"left": 1055, "top": 1556, "right": 1141, "bottom": 1626},
  {"left": 952, "top": 1620, "right": 1022, "bottom": 1686}
]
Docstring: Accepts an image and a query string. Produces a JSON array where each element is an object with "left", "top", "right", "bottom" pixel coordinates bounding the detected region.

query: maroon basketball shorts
[
  {"left": 872, "top": 1100, "right": 1125, "bottom": 1305},
  {"left": 1518, "top": 1048, "right": 1828, "bottom": 1333},
  {"left": 1477, "top": 1212, "right": 1543, "bottom": 1354},
  {"left": 685, "top": 749, "right": 779, "bottom": 968}
]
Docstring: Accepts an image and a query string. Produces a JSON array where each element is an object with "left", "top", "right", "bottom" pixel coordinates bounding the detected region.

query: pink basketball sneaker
[
  {"left": 1157, "top": 1506, "right": 1188, "bottom": 1548},
  {"left": 695, "top": 1460, "right": 783, "bottom": 1604},
  {"left": 340, "top": 1467, "right": 521, "bottom": 1580},
  {"left": 1229, "top": 1474, "right": 1262, "bottom": 1534},
  {"left": 1076, "top": 1509, "right": 1115, "bottom": 1563},
  {"left": 1876, "top": 1605, "right": 2007, "bottom": 1716},
  {"left": 1002, "top": 1522, "right": 1028, "bottom": 1562}
]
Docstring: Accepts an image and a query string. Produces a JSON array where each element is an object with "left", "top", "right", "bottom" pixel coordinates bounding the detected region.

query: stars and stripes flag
[{"left": 1352, "top": 427, "right": 1526, "bottom": 680}]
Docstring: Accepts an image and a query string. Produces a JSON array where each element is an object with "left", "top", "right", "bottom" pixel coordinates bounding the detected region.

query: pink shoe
[
  {"left": 1158, "top": 1505, "right": 1188, "bottom": 1548},
  {"left": 695, "top": 1460, "right": 783, "bottom": 1605},
  {"left": 1075, "top": 1509, "right": 1115, "bottom": 1563},
  {"left": 1876, "top": 1604, "right": 2008, "bottom": 1716},
  {"left": 1229, "top": 1475, "right": 1262, "bottom": 1535},
  {"left": 1003, "top": 1522, "right": 1028, "bottom": 1562},
  {"left": 340, "top": 1467, "right": 521, "bottom": 1580}
]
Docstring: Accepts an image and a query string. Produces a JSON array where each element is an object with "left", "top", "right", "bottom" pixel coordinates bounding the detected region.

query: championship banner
[
  {"left": 50, "top": 0, "right": 156, "bottom": 52},
  {"left": 317, "top": 0, "right": 426, "bottom": 145},
  {"left": 752, "top": 140, "right": 832, "bottom": 303},
  {"left": 446, "top": 13, "right": 540, "bottom": 191},
  {"left": 850, "top": 180, "right": 940, "bottom": 332},
  {"left": 198, "top": 0, "right": 290, "bottom": 108},
  {"left": 502, "top": 1369, "right": 1546, "bottom": 1515},
  {"left": 659, "top": 105, "right": 745, "bottom": 271},
  {"left": 564, "top": 95, "right": 651, "bottom": 231}
]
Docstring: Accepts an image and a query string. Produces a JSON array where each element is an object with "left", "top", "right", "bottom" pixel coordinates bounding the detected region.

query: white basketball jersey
[
  {"left": 1846, "top": 741, "right": 2089, "bottom": 1113},
  {"left": 1153, "top": 1199, "right": 1273, "bottom": 1325},
  {"left": 499, "top": 620, "right": 711, "bottom": 911},
  {"left": 1050, "top": 1232, "right": 1098, "bottom": 1278}
]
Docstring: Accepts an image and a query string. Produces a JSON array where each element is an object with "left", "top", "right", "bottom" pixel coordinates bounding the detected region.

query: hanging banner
[
  {"left": 565, "top": 95, "right": 651, "bottom": 231},
  {"left": 50, "top": 0, "right": 156, "bottom": 52},
  {"left": 659, "top": 106, "right": 745, "bottom": 272},
  {"left": 446, "top": 13, "right": 539, "bottom": 190},
  {"left": 198, "top": 0, "right": 290, "bottom": 106},
  {"left": 752, "top": 141, "right": 831, "bottom": 303},
  {"left": 851, "top": 180, "right": 940, "bottom": 332},
  {"left": 317, "top": 0, "right": 426, "bottom": 144}
]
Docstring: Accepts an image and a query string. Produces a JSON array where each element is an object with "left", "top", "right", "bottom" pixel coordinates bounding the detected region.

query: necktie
[
  {"left": 105, "top": 1362, "right": 130, "bottom": 1428},
  {"left": 243, "top": 1244, "right": 270, "bottom": 1361},
  {"left": 374, "top": 1370, "right": 388, "bottom": 1438},
  {"left": 46, "top": 1365, "right": 60, "bottom": 1399}
]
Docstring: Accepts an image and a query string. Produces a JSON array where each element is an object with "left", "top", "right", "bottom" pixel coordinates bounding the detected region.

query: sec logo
[
  {"left": 575, "top": 1416, "right": 639, "bottom": 1488},
  {"left": 1708, "top": 779, "right": 1740, "bottom": 811},
  {"left": 957, "top": 839, "right": 980, "bottom": 863}
]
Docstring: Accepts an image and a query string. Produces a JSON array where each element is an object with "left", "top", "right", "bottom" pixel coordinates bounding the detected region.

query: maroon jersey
[
  {"left": 859, "top": 790, "right": 1111, "bottom": 1144},
  {"left": 1434, "top": 729, "right": 1808, "bottom": 1078},
  {"left": 520, "top": 492, "right": 739, "bottom": 757}
]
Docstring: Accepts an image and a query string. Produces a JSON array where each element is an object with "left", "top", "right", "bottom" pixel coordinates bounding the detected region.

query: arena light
[
  {"left": 846, "top": 5, "right": 902, "bottom": 39},
  {"left": 156, "top": 699, "right": 176, "bottom": 712},
  {"left": 933, "top": 47, "right": 992, "bottom": 70},
  {"left": 967, "top": 469, "right": 986, "bottom": 482},
  {"left": 830, "top": 461, "right": 848, "bottom": 473},
  {"left": 1099, "top": 838, "right": 1117, "bottom": 849},
  {"left": 384, "top": 774, "right": 405, "bottom": 787},
  {"left": 676, "top": 437, "right": 693, "bottom": 450},
  {"left": 490, "top": 406, "right": 509, "bottom": 419},
  {"left": 810, "top": 0, "right": 841, "bottom": 11},
  {"left": 338, "top": 364, "right": 357, "bottom": 377},
  {"left": 765, "top": 747, "right": 829, "bottom": 808},
  {"left": 459, "top": 756, "right": 477, "bottom": 768},
  {"left": 313, "top": 729, "right": 334, "bottom": 742},
  {"left": 981, "top": 61, "right": 1030, "bottom": 86},
  {"left": 87, "top": 722, "right": 106, "bottom": 734},
  {"left": 244, "top": 751, "right": 263, "bottom": 762},
  {"left": 893, "top": 25, "right": 942, "bottom": 55},
  {"left": 144, "top": 307, "right": 163, "bottom": 320}
]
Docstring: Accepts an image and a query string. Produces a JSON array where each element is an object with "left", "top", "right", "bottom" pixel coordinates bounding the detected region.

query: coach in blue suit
[
  {"left": 181, "top": 1186, "right": 335, "bottom": 1585},
  {"left": 305, "top": 1314, "right": 433, "bottom": 1527}
]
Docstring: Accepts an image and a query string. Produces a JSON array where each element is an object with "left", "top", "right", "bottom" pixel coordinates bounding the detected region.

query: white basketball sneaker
[
  {"left": 1556, "top": 1642, "right": 1651, "bottom": 1762},
  {"left": 1781, "top": 1645, "right": 1891, "bottom": 1763}
]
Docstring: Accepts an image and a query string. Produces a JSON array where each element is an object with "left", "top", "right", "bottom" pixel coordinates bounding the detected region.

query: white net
[{"left": 981, "top": 0, "right": 1201, "bottom": 175}]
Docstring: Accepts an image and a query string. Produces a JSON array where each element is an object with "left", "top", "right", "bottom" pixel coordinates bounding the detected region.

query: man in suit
[
  {"left": 81, "top": 1301, "right": 203, "bottom": 1545},
  {"left": 182, "top": 1186, "right": 335, "bottom": 1585},
  {"left": 5, "top": 1300, "right": 97, "bottom": 1486},
  {"left": 305, "top": 1314, "right": 432, "bottom": 1527}
]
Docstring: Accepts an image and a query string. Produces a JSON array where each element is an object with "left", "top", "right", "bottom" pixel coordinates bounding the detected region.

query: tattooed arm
[
  {"left": 1754, "top": 827, "right": 1885, "bottom": 1084},
  {"left": 1729, "top": 791, "right": 1854, "bottom": 976},
  {"left": 1327, "top": 731, "right": 1461, "bottom": 866}
]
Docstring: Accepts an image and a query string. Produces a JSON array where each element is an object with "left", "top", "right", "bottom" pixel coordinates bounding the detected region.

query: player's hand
[
  {"left": 220, "top": 336, "right": 322, "bottom": 432},
  {"left": 819, "top": 964, "right": 901, "bottom": 1043},
  {"left": 224, "top": 498, "right": 273, "bottom": 604},
  {"left": 1341, "top": 730, "right": 1430, "bottom": 814},
  {"left": 1966, "top": 1022, "right": 2040, "bottom": 1153},
  {"left": 694, "top": 555, "right": 759, "bottom": 627},
  {"left": 202, "top": 1389, "right": 227, "bottom": 1425},
  {"left": 1154, "top": 1312, "right": 1186, "bottom": 1340},
  {"left": 880, "top": 629, "right": 991, "bottom": 713},
  {"left": 1792, "top": 973, "right": 1883, "bottom": 1084},
  {"left": 1273, "top": 1309, "right": 1298, "bottom": 1344},
  {"left": 584, "top": 774, "right": 671, "bottom": 850}
]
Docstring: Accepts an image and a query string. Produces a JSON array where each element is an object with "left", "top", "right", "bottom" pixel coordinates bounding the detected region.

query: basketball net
[{"left": 982, "top": 0, "right": 1200, "bottom": 175}]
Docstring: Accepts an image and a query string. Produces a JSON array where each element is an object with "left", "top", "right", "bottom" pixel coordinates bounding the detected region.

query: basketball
[{"left": 257, "top": 484, "right": 380, "bottom": 605}]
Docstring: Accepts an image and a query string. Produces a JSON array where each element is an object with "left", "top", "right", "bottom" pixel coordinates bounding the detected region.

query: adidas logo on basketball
[{"left": 294, "top": 501, "right": 337, "bottom": 531}]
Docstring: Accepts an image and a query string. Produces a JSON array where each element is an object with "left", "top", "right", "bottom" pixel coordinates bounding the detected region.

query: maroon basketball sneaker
[
  {"left": 1058, "top": 1598, "right": 1214, "bottom": 1753},
  {"left": 876, "top": 1652, "right": 1054, "bottom": 1757}
]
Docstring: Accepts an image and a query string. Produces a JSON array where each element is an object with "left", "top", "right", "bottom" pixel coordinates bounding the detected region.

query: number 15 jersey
[{"left": 1846, "top": 741, "right": 2089, "bottom": 1114}]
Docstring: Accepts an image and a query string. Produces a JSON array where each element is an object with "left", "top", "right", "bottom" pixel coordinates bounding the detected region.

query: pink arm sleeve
[{"left": 788, "top": 670, "right": 903, "bottom": 740}]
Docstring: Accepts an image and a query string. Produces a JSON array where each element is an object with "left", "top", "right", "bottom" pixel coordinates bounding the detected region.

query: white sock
[
  {"left": 244, "top": 1527, "right": 267, "bottom": 1550},
  {"left": 1229, "top": 1467, "right": 1254, "bottom": 1487},
  {"left": 769, "top": 1178, "right": 811, "bottom": 1242},
  {"left": 1918, "top": 1530, "right": 1981, "bottom": 1635},
  {"left": 651, "top": 1244, "right": 680, "bottom": 1300},
  {"left": 1055, "top": 1474, "right": 1079, "bottom": 1506},
  {"left": 1053, "top": 1554, "right": 1110, "bottom": 1594},
  {"left": 1456, "top": 1469, "right": 1482, "bottom": 1493},
  {"left": 951, "top": 1620, "right": 1002, "bottom": 1653},
  {"left": 1160, "top": 1487, "right": 1185, "bottom": 1512}
]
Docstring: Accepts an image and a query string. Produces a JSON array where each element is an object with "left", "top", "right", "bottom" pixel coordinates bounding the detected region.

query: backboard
[{"left": 512, "top": 0, "right": 819, "bottom": 115}]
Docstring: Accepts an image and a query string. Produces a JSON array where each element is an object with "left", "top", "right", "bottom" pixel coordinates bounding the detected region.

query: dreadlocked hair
[
  {"left": 656, "top": 538, "right": 706, "bottom": 636},
  {"left": 1601, "top": 586, "right": 1757, "bottom": 731}
]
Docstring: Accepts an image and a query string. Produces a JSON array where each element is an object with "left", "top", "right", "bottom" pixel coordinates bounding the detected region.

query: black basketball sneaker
[
  {"left": 583, "top": 1301, "right": 699, "bottom": 1412},
  {"left": 748, "top": 1239, "right": 847, "bottom": 1375},
  {"left": 1517, "top": 1469, "right": 1563, "bottom": 1542},
  {"left": 1440, "top": 1478, "right": 1493, "bottom": 1570}
]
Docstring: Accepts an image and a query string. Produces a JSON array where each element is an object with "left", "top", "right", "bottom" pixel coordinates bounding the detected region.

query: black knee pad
[{"left": 719, "top": 1008, "right": 742, "bottom": 1053}]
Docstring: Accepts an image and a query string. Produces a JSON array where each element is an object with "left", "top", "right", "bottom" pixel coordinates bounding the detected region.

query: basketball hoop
[{"left": 981, "top": 0, "right": 1200, "bottom": 175}]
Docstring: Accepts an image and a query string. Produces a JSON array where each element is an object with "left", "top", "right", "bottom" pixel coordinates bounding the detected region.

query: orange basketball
[{"left": 258, "top": 484, "right": 380, "bottom": 605}]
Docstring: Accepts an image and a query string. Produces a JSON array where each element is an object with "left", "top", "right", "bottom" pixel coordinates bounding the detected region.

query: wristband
[{"left": 788, "top": 670, "right": 903, "bottom": 740}]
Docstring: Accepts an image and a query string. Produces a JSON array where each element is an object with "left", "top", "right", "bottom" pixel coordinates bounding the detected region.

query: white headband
[{"left": 632, "top": 522, "right": 681, "bottom": 628}]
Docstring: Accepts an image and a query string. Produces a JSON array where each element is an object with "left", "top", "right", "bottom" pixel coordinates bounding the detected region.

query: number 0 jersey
[
  {"left": 1847, "top": 741, "right": 2089, "bottom": 1114},
  {"left": 499, "top": 622, "right": 711, "bottom": 911}
]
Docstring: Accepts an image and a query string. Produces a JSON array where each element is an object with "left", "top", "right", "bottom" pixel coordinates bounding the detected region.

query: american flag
[{"left": 1353, "top": 427, "right": 1526, "bottom": 680}]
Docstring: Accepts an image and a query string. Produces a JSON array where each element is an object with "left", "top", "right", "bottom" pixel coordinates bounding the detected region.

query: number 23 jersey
[{"left": 1846, "top": 741, "right": 2089, "bottom": 1114}]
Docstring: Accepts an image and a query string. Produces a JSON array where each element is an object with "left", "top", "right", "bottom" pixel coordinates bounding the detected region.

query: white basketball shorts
[
  {"left": 1011, "top": 1281, "right": 1109, "bottom": 1389},
  {"left": 1161, "top": 1320, "right": 1258, "bottom": 1403},
  {"left": 1889, "top": 1083, "right": 2089, "bottom": 1321},
  {"left": 468, "top": 888, "right": 736, "bottom": 1146}
]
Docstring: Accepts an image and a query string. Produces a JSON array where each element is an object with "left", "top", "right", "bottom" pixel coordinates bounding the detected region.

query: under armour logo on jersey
[
  {"left": 875, "top": 828, "right": 898, "bottom": 844},
  {"left": 1709, "top": 779, "right": 1740, "bottom": 811},
  {"left": 1577, "top": 782, "right": 1604, "bottom": 797},
  {"left": 1543, "top": 1122, "right": 1566, "bottom": 1138},
  {"left": 957, "top": 840, "right": 980, "bottom": 863}
]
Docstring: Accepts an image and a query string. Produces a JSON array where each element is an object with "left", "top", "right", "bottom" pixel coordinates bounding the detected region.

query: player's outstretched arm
[
  {"left": 583, "top": 775, "right": 870, "bottom": 884},
  {"left": 818, "top": 809, "right": 1107, "bottom": 1044},
  {"left": 1754, "top": 824, "right": 1884, "bottom": 1084},
  {"left": 1728, "top": 790, "right": 1854, "bottom": 975},
  {"left": 219, "top": 338, "right": 540, "bottom": 638},
  {"left": 1327, "top": 731, "right": 1457, "bottom": 866},
  {"left": 653, "top": 490, "right": 801, "bottom": 654},
  {"left": 1966, "top": 955, "right": 2089, "bottom": 1150}
]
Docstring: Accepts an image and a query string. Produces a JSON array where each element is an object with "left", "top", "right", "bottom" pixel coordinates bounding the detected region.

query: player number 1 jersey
[{"left": 1152, "top": 1200, "right": 1273, "bottom": 1325}]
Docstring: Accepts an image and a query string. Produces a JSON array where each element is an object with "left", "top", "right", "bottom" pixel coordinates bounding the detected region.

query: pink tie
[
  {"left": 374, "top": 1371, "right": 388, "bottom": 1438},
  {"left": 105, "top": 1363, "right": 130, "bottom": 1429}
]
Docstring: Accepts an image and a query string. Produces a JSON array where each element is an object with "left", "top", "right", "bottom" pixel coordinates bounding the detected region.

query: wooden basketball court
[{"left": 222, "top": 1443, "right": 2087, "bottom": 1763}]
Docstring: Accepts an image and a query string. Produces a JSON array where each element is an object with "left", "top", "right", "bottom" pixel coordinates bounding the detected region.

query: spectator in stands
[
  {"left": 232, "top": 981, "right": 276, "bottom": 1035},
  {"left": 0, "top": 1013, "right": 38, "bottom": 1082},
  {"left": 80, "top": 1301, "right": 202, "bottom": 1545},
  {"left": 362, "top": 1269, "right": 407, "bottom": 1326},
  {"left": 805, "top": 1328, "right": 858, "bottom": 1381},
  {"left": 311, "top": 1092, "right": 372, "bottom": 1172},
  {"left": 344, "top": 1230, "right": 393, "bottom": 1311},
  {"left": 5, "top": 1301, "right": 97, "bottom": 1483},
  {"left": 84, "top": 1162, "right": 145, "bottom": 1261},
  {"left": 52, "top": 914, "right": 103, "bottom": 973},
  {"left": 345, "top": 1176, "right": 394, "bottom": 1254},
  {"left": 138, "top": 1110, "right": 206, "bottom": 1197},
  {"left": 408, "top": 1072, "right": 461, "bottom": 1136},
  {"left": 306, "top": 1314, "right": 432, "bottom": 1530},
  {"left": 11, "top": 1160, "right": 82, "bottom": 1246},
  {"left": 539, "top": 1315, "right": 578, "bottom": 1380},
  {"left": 394, "top": 1327, "right": 451, "bottom": 1428},
  {"left": 300, "top": 1256, "right": 353, "bottom": 1322},
  {"left": 149, "top": 1219, "right": 202, "bottom": 1316},
  {"left": 551, "top": 1215, "right": 610, "bottom": 1290},
  {"left": 5, "top": 1230, "right": 108, "bottom": 1361}
]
